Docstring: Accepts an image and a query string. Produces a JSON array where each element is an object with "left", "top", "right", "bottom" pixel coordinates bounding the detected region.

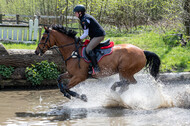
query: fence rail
[
  {"left": 0, "top": 14, "right": 78, "bottom": 25},
  {"left": 0, "top": 18, "right": 39, "bottom": 43}
]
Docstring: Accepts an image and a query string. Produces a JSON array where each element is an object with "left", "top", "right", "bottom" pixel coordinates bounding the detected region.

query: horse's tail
[{"left": 143, "top": 50, "right": 161, "bottom": 80}]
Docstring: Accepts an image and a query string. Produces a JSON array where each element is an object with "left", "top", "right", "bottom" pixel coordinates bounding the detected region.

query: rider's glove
[{"left": 76, "top": 37, "right": 81, "bottom": 43}]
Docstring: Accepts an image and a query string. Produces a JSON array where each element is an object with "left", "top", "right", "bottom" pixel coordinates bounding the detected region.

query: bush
[
  {"left": 106, "top": 29, "right": 127, "bottom": 37},
  {"left": 0, "top": 65, "right": 14, "bottom": 78},
  {"left": 25, "top": 60, "right": 60, "bottom": 85},
  {"left": 163, "top": 33, "right": 180, "bottom": 47}
]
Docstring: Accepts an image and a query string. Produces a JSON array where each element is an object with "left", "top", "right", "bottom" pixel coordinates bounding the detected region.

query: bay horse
[{"left": 35, "top": 25, "right": 161, "bottom": 102}]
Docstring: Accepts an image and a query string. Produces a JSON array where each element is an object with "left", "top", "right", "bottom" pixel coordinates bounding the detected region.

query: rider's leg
[
  {"left": 86, "top": 36, "right": 104, "bottom": 74},
  {"left": 88, "top": 50, "right": 100, "bottom": 73},
  {"left": 86, "top": 36, "right": 105, "bottom": 53}
]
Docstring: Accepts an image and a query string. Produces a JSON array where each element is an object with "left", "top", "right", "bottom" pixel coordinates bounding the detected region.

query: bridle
[
  {"left": 37, "top": 31, "right": 82, "bottom": 67},
  {"left": 37, "top": 32, "right": 52, "bottom": 54}
]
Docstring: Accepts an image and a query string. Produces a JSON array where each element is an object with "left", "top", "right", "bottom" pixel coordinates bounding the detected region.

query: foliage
[
  {"left": 0, "top": 65, "right": 14, "bottom": 78},
  {"left": 104, "top": 23, "right": 190, "bottom": 72},
  {"left": 3, "top": 23, "right": 190, "bottom": 73},
  {"left": 106, "top": 29, "right": 127, "bottom": 37},
  {"left": 25, "top": 60, "right": 60, "bottom": 85},
  {"left": 162, "top": 33, "right": 180, "bottom": 47},
  {"left": 0, "top": 0, "right": 188, "bottom": 30}
]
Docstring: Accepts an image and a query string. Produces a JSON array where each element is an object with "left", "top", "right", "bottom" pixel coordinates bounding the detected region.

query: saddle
[{"left": 82, "top": 39, "right": 114, "bottom": 63}]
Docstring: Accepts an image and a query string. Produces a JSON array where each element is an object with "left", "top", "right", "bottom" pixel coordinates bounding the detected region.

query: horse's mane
[{"left": 50, "top": 24, "right": 77, "bottom": 38}]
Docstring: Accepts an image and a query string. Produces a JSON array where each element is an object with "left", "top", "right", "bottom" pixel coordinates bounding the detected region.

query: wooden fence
[
  {"left": 0, "top": 14, "right": 78, "bottom": 25},
  {"left": 0, "top": 18, "right": 39, "bottom": 44},
  {"left": 0, "top": 14, "right": 80, "bottom": 44}
]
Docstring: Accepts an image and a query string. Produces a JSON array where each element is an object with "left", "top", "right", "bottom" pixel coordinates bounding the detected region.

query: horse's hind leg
[
  {"left": 111, "top": 74, "right": 130, "bottom": 92},
  {"left": 111, "top": 79, "right": 130, "bottom": 92},
  {"left": 111, "top": 73, "right": 137, "bottom": 94},
  {"left": 119, "top": 74, "right": 137, "bottom": 94},
  {"left": 111, "top": 81, "right": 124, "bottom": 91}
]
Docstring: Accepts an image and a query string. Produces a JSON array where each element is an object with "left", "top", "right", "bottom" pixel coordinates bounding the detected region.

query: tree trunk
[
  {"left": 184, "top": 0, "right": 190, "bottom": 35},
  {"left": 0, "top": 44, "right": 65, "bottom": 71}
]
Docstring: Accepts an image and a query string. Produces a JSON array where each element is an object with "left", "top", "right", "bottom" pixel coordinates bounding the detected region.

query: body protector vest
[{"left": 80, "top": 14, "right": 106, "bottom": 39}]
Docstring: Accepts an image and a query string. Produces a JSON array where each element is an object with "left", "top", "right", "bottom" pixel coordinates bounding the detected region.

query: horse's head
[
  {"left": 35, "top": 27, "right": 56, "bottom": 56},
  {"left": 35, "top": 24, "right": 78, "bottom": 56}
]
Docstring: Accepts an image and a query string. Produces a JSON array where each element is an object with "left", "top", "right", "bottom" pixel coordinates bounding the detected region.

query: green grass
[
  {"left": 106, "top": 30, "right": 190, "bottom": 72},
  {"left": 2, "top": 25, "right": 190, "bottom": 73},
  {"left": 2, "top": 43, "right": 38, "bottom": 50}
]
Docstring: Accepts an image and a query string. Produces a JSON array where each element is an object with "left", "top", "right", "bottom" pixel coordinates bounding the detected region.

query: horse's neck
[{"left": 57, "top": 36, "right": 76, "bottom": 59}]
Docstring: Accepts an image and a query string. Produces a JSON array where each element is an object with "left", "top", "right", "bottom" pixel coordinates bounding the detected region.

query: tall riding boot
[{"left": 88, "top": 50, "right": 100, "bottom": 74}]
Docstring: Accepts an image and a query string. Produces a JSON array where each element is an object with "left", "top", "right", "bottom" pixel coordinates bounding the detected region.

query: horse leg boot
[
  {"left": 88, "top": 50, "right": 100, "bottom": 74},
  {"left": 118, "top": 80, "right": 130, "bottom": 94},
  {"left": 66, "top": 76, "right": 88, "bottom": 102},
  {"left": 58, "top": 80, "right": 87, "bottom": 102},
  {"left": 57, "top": 82, "right": 71, "bottom": 99},
  {"left": 67, "top": 90, "right": 87, "bottom": 102},
  {"left": 111, "top": 80, "right": 130, "bottom": 94},
  {"left": 111, "top": 81, "right": 123, "bottom": 91},
  {"left": 57, "top": 73, "right": 72, "bottom": 99}
]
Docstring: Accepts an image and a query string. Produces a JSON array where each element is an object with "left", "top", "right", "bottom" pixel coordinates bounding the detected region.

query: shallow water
[{"left": 0, "top": 74, "right": 190, "bottom": 126}]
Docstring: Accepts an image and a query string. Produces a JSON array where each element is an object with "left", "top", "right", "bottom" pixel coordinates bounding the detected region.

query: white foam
[{"left": 58, "top": 73, "right": 190, "bottom": 110}]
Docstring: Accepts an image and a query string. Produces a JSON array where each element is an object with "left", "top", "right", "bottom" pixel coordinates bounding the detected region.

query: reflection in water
[{"left": 0, "top": 74, "right": 190, "bottom": 125}]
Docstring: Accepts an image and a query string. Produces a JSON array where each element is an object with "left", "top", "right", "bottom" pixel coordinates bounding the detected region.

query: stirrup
[{"left": 93, "top": 66, "right": 100, "bottom": 73}]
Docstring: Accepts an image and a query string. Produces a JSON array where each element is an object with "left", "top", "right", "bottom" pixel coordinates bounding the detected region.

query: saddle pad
[{"left": 82, "top": 47, "right": 113, "bottom": 63}]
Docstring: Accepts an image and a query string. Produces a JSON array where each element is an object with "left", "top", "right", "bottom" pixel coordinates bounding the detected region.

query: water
[{"left": 0, "top": 74, "right": 190, "bottom": 126}]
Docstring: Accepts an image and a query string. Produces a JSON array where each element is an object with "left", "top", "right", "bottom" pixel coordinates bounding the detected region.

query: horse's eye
[{"left": 42, "top": 37, "right": 45, "bottom": 40}]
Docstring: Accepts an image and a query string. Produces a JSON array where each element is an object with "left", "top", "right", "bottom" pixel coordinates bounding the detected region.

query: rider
[{"left": 73, "top": 5, "right": 106, "bottom": 74}]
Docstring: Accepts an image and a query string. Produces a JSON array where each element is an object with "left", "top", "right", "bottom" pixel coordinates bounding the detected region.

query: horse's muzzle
[
  {"left": 35, "top": 50, "right": 44, "bottom": 56},
  {"left": 35, "top": 50, "right": 39, "bottom": 55}
]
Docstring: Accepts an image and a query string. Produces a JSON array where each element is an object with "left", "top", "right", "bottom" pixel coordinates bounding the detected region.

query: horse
[{"left": 35, "top": 25, "right": 161, "bottom": 102}]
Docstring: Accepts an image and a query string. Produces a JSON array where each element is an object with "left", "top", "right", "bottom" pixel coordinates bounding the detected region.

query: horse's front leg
[
  {"left": 57, "top": 72, "right": 72, "bottom": 99},
  {"left": 57, "top": 73, "right": 87, "bottom": 102},
  {"left": 66, "top": 76, "right": 88, "bottom": 102},
  {"left": 66, "top": 90, "right": 87, "bottom": 102}
]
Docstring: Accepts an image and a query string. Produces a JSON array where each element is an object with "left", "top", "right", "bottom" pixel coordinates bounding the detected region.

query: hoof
[{"left": 80, "top": 94, "right": 88, "bottom": 102}]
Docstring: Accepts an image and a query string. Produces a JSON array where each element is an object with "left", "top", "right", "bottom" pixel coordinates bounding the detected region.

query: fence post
[
  {"left": 59, "top": 15, "right": 63, "bottom": 25},
  {"left": 29, "top": 19, "right": 33, "bottom": 41},
  {"left": 0, "top": 14, "right": 2, "bottom": 24},
  {"left": 37, "top": 16, "right": 40, "bottom": 25},
  {"left": 33, "top": 18, "right": 39, "bottom": 41},
  {"left": 16, "top": 15, "right": 20, "bottom": 24}
]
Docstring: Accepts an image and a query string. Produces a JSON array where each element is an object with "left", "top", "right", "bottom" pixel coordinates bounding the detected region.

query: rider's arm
[
  {"left": 80, "top": 19, "right": 90, "bottom": 40},
  {"left": 80, "top": 29, "right": 89, "bottom": 40}
]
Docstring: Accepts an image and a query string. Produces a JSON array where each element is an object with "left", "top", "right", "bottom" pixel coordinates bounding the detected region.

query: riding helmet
[{"left": 73, "top": 5, "right": 86, "bottom": 12}]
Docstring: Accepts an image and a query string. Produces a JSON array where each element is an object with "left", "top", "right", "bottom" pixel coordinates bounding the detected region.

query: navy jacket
[{"left": 80, "top": 14, "right": 106, "bottom": 39}]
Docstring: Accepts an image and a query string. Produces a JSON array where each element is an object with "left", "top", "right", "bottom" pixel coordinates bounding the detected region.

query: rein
[{"left": 37, "top": 32, "right": 82, "bottom": 67}]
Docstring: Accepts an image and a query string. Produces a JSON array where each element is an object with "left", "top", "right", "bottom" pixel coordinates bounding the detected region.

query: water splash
[
  {"left": 100, "top": 74, "right": 173, "bottom": 109},
  {"left": 54, "top": 73, "right": 190, "bottom": 110}
]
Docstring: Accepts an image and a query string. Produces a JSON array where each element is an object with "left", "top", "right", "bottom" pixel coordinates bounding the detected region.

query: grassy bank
[{"left": 2, "top": 25, "right": 190, "bottom": 73}]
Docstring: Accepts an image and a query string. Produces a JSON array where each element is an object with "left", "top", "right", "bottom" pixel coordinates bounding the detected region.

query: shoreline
[{"left": 0, "top": 72, "right": 190, "bottom": 90}]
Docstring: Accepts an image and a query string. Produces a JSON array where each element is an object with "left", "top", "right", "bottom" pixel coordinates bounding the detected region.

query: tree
[{"left": 184, "top": 0, "right": 190, "bottom": 35}]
